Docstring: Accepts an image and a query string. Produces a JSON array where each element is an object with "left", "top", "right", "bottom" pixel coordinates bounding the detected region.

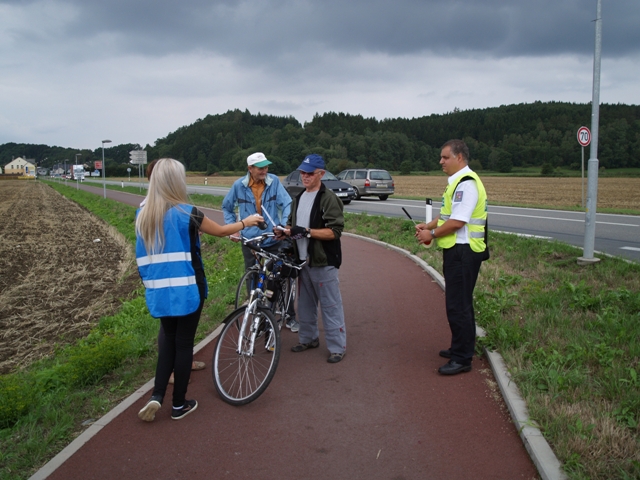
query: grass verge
[
  {"left": 344, "top": 212, "right": 640, "bottom": 480},
  {"left": 0, "top": 183, "right": 244, "bottom": 479},
  {"left": 2, "top": 186, "right": 638, "bottom": 479}
]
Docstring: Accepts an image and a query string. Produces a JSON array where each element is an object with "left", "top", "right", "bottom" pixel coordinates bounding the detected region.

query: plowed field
[{"left": 0, "top": 181, "right": 135, "bottom": 374}]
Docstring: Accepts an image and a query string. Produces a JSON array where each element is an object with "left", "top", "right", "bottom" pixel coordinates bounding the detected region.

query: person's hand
[
  {"left": 416, "top": 229, "right": 433, "bottom": 245},
  {"left": 289, "top": 226, "right": 308, "bottom": 240},
  {"left": 229, "top": 234, "right": 241, "bottom": 243},
  {"left": 242, "top": 214, "right": 265, "bottom": 228},
  {"left": 273, "top": 225, "right": 287, "bottom": 239}
]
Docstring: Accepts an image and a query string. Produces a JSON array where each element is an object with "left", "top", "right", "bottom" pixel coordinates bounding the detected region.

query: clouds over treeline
[{"left": 5, "top": 0, "right": 640, "bottom": 63}]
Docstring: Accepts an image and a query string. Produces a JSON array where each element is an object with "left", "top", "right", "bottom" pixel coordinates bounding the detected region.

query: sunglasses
[{"left": 300, "top": 170, "right": 320, "bottom": 177}]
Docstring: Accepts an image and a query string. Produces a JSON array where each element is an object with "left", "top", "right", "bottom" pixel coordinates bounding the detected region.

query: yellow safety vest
[{"left": 436, "top": 171, "right": 488, "bottom": 253}]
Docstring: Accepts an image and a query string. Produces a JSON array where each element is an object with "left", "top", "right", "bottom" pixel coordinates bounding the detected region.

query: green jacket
[{"left": 288, "top": 183, "right": 344, "bottom": 268}]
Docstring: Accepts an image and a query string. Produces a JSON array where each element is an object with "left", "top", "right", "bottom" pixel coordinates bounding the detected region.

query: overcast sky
[{"left": 1, "top": 0, "right": 639, "bottom": 150}]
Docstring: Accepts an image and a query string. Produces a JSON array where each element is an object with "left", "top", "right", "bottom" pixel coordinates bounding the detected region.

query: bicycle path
[{"left": 36, "top": 186, "right": 538, "bottom": 479}]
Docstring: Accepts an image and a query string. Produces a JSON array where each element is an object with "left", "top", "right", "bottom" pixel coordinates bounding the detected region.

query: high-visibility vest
[
  {"left": 136, "top": 205, "right": 206, "bottom": 318},
  {"left": 436, "top": 172, "right": 488, "bottom": 253}
]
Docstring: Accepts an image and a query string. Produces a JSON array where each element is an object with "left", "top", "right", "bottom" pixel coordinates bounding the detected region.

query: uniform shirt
[{"left": 447, "top": 166, "right": 479, "bottom": 245}]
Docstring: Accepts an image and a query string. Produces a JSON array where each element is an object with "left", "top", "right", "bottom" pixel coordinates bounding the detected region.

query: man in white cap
[{"left": 222, "top": 152, "right": 297, "bottom": 330}]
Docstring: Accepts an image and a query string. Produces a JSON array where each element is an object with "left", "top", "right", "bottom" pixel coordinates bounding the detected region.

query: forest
[{"left": 2, "top": 101, "right": 639, "bottom": 176}]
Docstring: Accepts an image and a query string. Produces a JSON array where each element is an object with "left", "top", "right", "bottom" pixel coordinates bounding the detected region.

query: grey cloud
[{"left": 7, "top": 0, "right": 639, "bottom": 63}]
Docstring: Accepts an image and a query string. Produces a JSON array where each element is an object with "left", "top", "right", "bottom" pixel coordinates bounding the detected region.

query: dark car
[{"left": 282, "top": 170, "right": 357, "bottom": 204}]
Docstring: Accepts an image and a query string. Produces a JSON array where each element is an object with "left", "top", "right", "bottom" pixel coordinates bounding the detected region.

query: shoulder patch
[{"left": 454, "top": 190, "right": 464, "bottom": 202}]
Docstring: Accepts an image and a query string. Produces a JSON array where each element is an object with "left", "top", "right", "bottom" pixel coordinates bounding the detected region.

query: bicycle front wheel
[
  {"left": 213, "top": 307, "right": 281, "bottom": 406},
  {"left": 235, "top": 268, "right": 260, "bottom": 309}
]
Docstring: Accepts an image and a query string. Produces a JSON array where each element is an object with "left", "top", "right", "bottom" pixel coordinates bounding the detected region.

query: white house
[{"left": 4, "top": 157, "right": 37, "bottom": 176}]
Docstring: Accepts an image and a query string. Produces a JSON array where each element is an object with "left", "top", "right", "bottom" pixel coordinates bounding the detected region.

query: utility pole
[{"left": 578, "top": 0, "right": 602, "bottom": 266}]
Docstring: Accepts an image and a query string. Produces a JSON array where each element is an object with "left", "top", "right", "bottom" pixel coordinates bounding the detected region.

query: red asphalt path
[{"left": 39, "top": 185, "right": 537, "bottom": 479}]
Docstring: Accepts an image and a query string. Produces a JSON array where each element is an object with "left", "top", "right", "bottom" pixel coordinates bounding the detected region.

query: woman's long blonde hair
[{"left": 135, "top": 158, "right": 190, "bottom": 254}]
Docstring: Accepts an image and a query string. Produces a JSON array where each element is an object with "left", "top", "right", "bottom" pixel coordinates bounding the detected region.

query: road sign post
[
  {"left": 577, "top": 126, "right": 591, "bottom": 208},
  {"left": 129, "top": 151, "right": 147, "bottom": 192}
]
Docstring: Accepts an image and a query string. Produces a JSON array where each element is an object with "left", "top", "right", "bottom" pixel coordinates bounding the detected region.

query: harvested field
[
  {"left": 0, "top": 181, "right": 136, "bottom": 374},
  {"left": 391, "top": 176, "right": 640, "bottom": 211},
  {"left": 114, "top": 174, "right": 639, "bottom": 210}
]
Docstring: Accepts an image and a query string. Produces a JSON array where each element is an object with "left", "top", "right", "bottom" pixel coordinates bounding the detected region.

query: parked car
[
  {"left": 282, "top": 170, "right": 357, "bottom": 204},
  {"left": 336, "top": 169, "right": 394, "bottom": 200}
]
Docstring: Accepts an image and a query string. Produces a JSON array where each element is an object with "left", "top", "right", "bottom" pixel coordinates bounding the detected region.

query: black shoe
[
  {"left": 138, "top": 395, "right": 163, "bottom": 422},
  {"left": 327, "top": 352, "right": 344, "bottom": 363},
  {"left": 438, "top": 360, "right": 472, "bottom": 375},
  {"left": 171, "top": 399, "right": 198, "bottom": 420},
  {"left": 291, "top": 338, "right": 320, "bottom": 352},
  {"left": 439, "top": 349, "right": 452, "bottom": 358}
]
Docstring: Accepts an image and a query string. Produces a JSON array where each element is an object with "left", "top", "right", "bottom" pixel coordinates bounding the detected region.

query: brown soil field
[
  {"left": 151, "top": 174, "right": 638, "bottom": 210},
  {"left": 0, "top": 181, "right": 136, "bottom": 374}
]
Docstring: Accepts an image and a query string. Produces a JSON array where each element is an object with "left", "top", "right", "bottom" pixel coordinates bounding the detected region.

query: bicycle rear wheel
[
  {"left": 276, "top": 277, "right": 296, "bottom": 322},
  {"left": 235, "top": 268, "right": 260, "bottom": 309},
  {"left": 213, "top": 307, "right": 280, "bottom": 406}
]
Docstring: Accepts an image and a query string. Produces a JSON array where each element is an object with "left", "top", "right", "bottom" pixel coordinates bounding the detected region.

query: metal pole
[
  {"left": 579, "top": 0, "right": 602, "bottom": 265},
  {"left": 101, "top": 139, "right": 111, "bottom": 199},
  {"left": 102, "top": 145, "right": 106, "bottom": 198},
  {"left": 581, "top": 146, "right": 584, "bottom": 208}
]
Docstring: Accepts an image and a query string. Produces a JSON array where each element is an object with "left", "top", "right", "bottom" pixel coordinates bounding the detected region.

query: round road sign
[{"left": 577, "top": 126, "right": 591, "bottom": 147}]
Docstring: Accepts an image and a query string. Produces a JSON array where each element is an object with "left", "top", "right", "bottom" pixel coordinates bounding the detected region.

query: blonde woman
[{"left": 136, "top": 158, "right": 263, "bottom": 421}]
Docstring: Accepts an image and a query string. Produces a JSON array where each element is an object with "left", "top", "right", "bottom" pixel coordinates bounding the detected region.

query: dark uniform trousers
[{"left": 442, "top": 243, "right": 485, "bottom": 366}]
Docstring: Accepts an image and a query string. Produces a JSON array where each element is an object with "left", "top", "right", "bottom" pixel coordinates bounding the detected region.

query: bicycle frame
[{"left": 236, "top": 233, "right": 304, "bottom": 356}]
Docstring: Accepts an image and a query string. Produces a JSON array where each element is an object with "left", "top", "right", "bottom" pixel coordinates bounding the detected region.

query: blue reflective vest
[{"left": 136, "top": 205, "right": 207, "bottom": 318}]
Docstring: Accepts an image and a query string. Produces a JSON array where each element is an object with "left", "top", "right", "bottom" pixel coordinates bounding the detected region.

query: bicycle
[
  {"left": 213, "top": 233, "right": 305, "bottom": 405},
  {"left": 234, "top": 237, "right": 297, "bottom": 328}
]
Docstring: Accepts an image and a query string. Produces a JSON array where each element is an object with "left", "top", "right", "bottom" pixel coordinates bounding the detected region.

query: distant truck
[{"left": 71, "top": 165, "right": 86, "bottom": 181}]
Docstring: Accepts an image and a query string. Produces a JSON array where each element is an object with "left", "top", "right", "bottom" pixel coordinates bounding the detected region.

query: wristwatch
[
  {"left": 430, "top": 229, "right": 437, "bottom": 238},
  {"left": 306, "top": 228, "right": 311, "bottom": 238}
]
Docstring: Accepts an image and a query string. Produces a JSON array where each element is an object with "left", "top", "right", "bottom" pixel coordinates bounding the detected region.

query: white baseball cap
[{"left": 247, "top": 152, "right": 272, "bottom": 168}]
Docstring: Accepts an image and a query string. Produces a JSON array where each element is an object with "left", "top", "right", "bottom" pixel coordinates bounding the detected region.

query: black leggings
[{"left": 153, "top": 299, "right": 204, "bottom": 408}]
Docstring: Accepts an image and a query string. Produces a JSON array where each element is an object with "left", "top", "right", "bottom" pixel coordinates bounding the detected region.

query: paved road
[
  {"left": 88, "top": 179, "right": 640, "bottom": 262},
  {"left": 36, "top": 184, "right": 539, "bottom": 479}
]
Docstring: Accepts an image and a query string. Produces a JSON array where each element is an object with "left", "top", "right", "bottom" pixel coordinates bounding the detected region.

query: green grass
[
  {"left": 3, "top": 184, "right": 639, "bottom": 479},
  {"left": 0, "top": 183, "right": 244, "bottom": 479},
  {"left": 344, "top": 213, "right": 640, "bottom": 480}
]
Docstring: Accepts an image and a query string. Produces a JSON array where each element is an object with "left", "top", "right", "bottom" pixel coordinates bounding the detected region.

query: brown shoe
[{"left": 192, "top": 361, "right": 205, "bottom": 370}]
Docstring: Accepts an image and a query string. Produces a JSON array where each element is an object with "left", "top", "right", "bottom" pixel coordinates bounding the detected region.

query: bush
[
  {"left": 541, "top": 163, "right": 555, "bottom": 175},
  {"left": 469, "top": 159, "right": 483, "bottom": 171},
  {"left": 0, "top": 374, "right": 34, "bottom": 428},
  {"left": 399, "top": 160, "right": 412, "bottom": 175}
]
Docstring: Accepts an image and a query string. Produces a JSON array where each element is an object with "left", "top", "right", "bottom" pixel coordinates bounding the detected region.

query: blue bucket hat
[{"left": 297, "top": 154, "right": 325, "bottom": 173}]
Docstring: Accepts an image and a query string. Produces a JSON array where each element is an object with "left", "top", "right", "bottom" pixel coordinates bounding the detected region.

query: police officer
[{"left": 416, "top": 139, "right": 488, "bottom": 375}]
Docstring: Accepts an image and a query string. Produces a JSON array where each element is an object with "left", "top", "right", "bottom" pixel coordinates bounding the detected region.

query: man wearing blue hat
[
  {"left": 275, "top": 154, "right": 347, "bottom": 363},
  {"left": 222, "top": 152, "right": 297, "bottom": 330}
]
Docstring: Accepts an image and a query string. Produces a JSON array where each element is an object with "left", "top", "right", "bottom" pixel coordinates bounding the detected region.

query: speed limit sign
[{"left": 577, "top": 126, "right": 591, "bottom": 147}]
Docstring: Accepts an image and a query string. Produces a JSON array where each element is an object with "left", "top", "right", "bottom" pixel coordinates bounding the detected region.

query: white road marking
[
  {"left": 621, "top": 247, "right": 640, "bottom": 252},
  {"left": 351, "top": 201, "right": 639, "bottom": 227}
]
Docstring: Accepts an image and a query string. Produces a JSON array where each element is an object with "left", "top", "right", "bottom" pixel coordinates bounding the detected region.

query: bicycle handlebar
[{"left": 241, "top": 233, "right": 306, "bottom": 271}]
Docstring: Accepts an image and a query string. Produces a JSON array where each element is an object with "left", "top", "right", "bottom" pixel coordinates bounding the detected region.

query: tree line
[{"left": 2, "top": 101, "right": 639, "bottom": 176}]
